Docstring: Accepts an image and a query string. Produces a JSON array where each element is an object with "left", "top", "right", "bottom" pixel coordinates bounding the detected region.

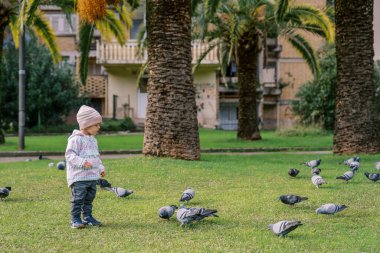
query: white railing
[{"left": 96, "top": 40, "right": 219, "bottom": 65}]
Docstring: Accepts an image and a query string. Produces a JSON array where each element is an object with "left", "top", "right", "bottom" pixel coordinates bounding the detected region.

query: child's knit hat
[{"left": 76, "top": 105, "right": 102, "bottom": 129}]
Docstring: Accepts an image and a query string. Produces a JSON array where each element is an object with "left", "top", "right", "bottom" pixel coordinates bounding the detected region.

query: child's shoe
[
  {"left": 83, "top": 216, "right": 102, "bottom": 226},
  {"left": 71, "top": 219, "right": 85, "bottom": 229}
]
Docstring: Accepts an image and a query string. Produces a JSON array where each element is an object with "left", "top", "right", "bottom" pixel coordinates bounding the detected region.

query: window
[{"left": 130, "top": 19, "right": 143, "bottom": 40}]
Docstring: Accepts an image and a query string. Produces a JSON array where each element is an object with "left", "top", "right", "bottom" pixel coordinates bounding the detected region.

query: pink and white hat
[{"left": 76, "top": 105, "right": 102, "bottom": 130}]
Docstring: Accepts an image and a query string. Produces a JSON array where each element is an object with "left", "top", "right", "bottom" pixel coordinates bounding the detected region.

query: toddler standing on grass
[{"left": 65, "top": 105, "right": 106, "bottom": 229}]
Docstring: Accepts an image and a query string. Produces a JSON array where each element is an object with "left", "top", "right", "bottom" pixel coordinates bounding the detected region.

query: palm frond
[
  {"left": 191, "top": 0, "right": 203, "bottom": 14},
  {"left": 78, "top": 23, "right": 95, "bottom": 85},
  {"left": 115, "top": 3, "right": 134, "bottom": 29},
  {"left": 125, "top": 0, "right": 140, "bottom": 10},
  {"left": 205, "top": 0, "right": 223, "bottom": 17},
  {"left": 275, "top": 0, "right": 288, "bottom": 22},
  {"left": 284, "top": 5, "right": 334, "bottom": 43},
  {"left": 24, "top": 0, "right": 42, "bottom": 26},
  {"left": 9, "top": 14, "right": 20, "bottom": 48},
  {"left": 94, "top": 10, "right": 127, "bottom": 45},
  {"left": 286, "top": 32, "right": 319, "bottom": 77},
  {"left": 137, "top": 62, "right": 148, "bottom": 88},
  {"left": 30, "top": 9, "right": 61, "bottom": 63}
]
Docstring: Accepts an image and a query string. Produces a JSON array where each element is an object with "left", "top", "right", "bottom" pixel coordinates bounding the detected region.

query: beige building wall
[
  {"left": 375, "top": 0, "right": 380, "bottom": 61},
  {"left": 105, "top": 67, "right": 140, "bottom": 120},
  {"left": 194, "top": 68, "right": 219, "bottom": 128},
  {"left": 56, "top": 37, "right": 76, "bottom": 52},
  {"left": 105, "top": 65, "right": 219, "bottom": 128},
  {"left": 277, "top": 1, "right": 327, "bottom": 128}
]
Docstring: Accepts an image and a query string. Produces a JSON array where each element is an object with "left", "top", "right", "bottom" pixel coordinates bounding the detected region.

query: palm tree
[
  {"left": 51, "top": 0, "right": 138, "bottom": 84},
  {"left": 143, "top": 0, "right": 200, "bottom": 160},
  {"left": 193, "top": 0, "right": 334, "bottom": 140},
  {"left": 334, "top": 0, "right": 380, "bottom": 153}
]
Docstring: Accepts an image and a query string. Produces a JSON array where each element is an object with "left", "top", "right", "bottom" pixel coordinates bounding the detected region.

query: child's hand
[
  {"left": 100, "top": 171, "right": 106, "bottom": 177},
  {"left": 83, "top": 161, "right": 92, "bottom": 168}
]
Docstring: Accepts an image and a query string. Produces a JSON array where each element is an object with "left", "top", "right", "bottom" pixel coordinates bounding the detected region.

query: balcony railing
[{"left": 96, "top": 40, "right": 219, "bottom": 65}]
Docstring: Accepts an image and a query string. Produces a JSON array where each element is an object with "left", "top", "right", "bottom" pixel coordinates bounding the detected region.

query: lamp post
[{"left": 18, "top": 0, "right": 26, "bottom": 150}]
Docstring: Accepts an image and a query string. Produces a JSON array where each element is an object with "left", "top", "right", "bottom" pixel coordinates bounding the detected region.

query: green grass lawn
[
  {"left": 0, "top": 129, "right": 332, "bottom": 152},
  {"left": 0, "top": 153, "right": 379, "bottom": 252}
]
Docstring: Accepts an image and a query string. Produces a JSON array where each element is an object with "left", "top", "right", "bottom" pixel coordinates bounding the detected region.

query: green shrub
[
  {"left": 276, "top": 124, "right": 330, "bottom": 137},
  {"left": 293, "top": 44, "right": 380, "bottom": 130},
  {"left": 101, "top": 118, "right": 136, "bottom": 132}
]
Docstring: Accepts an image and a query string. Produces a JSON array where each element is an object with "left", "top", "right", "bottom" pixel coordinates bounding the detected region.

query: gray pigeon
[
  {"left": 0, "top": 187, "right": 11, "bottom": 200},
  {"left": 340, "top": 157, "right": 360, "bottom": 165},
  {"left": 268, "top": 220, "right": 303, "bottom": 237},
  {"left": 311, "top": 174, "right": 326, "bottom": 188},
  {"left": 288, "top": 168, "right": 300, "bottom": 177},
  {"left": 374, "top": 162, "right": 380, "bottom": 171},
  {"left": 364, "top": 172, "right": 380, "bottom": 182},
  {"left": 105, "top": 187, "right": 134, "bottom": 197},
  {"left": 316, "top": 203, "right": 348, "bottom": 215},
  {"left": 279, "top": 195, "right": 308, "bottom": 206},
  {"left": 301, "top": 159, "right": 321, "bottom": 168},
  {"left": 97, "top": 179, "right": 134, "bottom": 197},
  {"left": 336, "top": 170, "right": 355, "bottom": 182},
  {"left": 349, "top": 161, "right": 360, "bottom": 172},
  {"left": 180, "top": 188, "right": 195, "bottom": 203},
  {"left": 311, "top": 167, "right": 321, "bottom": 175},
  {"left": 158, "top": 205, "right": 178, "bottom": 220},
  {"left": 176, "top": 204, "right": 218, "bottom": 226}
]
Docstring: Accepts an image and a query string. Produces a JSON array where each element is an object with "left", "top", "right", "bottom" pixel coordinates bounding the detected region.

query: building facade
[{"left": 42, "top": 0, "right": 331, "bottom": 130}]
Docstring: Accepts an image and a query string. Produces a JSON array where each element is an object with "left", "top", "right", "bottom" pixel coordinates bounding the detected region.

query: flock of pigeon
[
  {"left": 270, "top": 157, "right": 380, "bottom": 237},
  {"left": 2, "top": 156, "right": 380, "bottom": 236},
  {"left": 158, "top": 187, "right": 219, "bottom": 226}
]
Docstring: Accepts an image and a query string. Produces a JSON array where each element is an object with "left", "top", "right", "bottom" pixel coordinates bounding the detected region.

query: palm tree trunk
[
  {"left": 143, "top": 0, "right": 200, "bottom": 160},
  {"left": 236, "top": 32, "right": 262, "bottom": 140},
  {"left": 334, "top": 0, "right": 380, "bottom": 154}
]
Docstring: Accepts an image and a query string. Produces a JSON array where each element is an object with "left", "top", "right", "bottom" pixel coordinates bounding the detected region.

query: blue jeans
[{"left": 70, "top": 181, "right": 97, "bottom": 221}]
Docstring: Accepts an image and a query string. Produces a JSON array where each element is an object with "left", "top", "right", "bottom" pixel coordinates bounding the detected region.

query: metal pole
[{"left": 18, "top": 1, "right": 26, "bottom": 150}]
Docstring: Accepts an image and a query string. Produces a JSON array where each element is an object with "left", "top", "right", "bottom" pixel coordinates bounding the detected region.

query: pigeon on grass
[
  {"left": 311, "top": 167, "right": 321, "bottom": 175},
  {"left": 158, "top": 205, "right": 178, "bottom": 220},
  {"left": 311, "top": 174, "right": 326, "bottom": 188},
  {"left": 336, "top": 170, "right": 355, "bottom": 182},
  {"left": 349, "top": 161, "right": 360, "bottom": 172},
  {"left": 301, "top": 159, "right": 321, "bottom": 168},
  {"left": 316, "top": 203, "right": 348, "bottom": 215},
  {"left": 97, "top": 178, "right": 134, "bottom": 197},
  {"left": 364, "top": 172, "right": 380, "bottom": 182},
  {"left": 288, "top": 168, "right": 300, "bottom": 177},
  {"left": 340, "top": 157, "right": 360, "bottom": 165},
  {"left": 0, "top": 187, "right": 11, "bottom": 200},
  {"left": 268, "top": 220, "right": 303, "bottom": 237},
  {"left": 279, "top": 195, "right": 308, "bottom": 207},
  {"left": 176, "top": 205, "right": 218, "bottom": 226},
  {"left": 374, "top": 162, "right": 380, "bottom": 171},
  {"left": 180, "top": 188, "right": 195, "bottom": 203}
]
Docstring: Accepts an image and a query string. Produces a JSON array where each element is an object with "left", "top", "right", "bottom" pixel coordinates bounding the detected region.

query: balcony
[
  {"left": 80, "top": 75, "right": 107, "bottom": 98},
  {"left": 96, "top": 40, "right": 219, "bottom": 65}
]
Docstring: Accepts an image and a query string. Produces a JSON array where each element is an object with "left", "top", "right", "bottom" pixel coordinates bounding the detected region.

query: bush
[
  {"left": 292, "top": 44, "right": 380, "bottom": 130},
  {"left": 101, "top": 118, "right": 135, "bottom": 132}
]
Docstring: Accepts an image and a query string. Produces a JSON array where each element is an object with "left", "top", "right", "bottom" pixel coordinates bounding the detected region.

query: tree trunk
[
  {"left": 236, "top": 31, "right": 262, "bottom": 140},
  {"left": 143, "top": 0, "right": 200, "bottom": 160},
  {"left": 334, "top": 0, "right": 380, "bottom": 154}
]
